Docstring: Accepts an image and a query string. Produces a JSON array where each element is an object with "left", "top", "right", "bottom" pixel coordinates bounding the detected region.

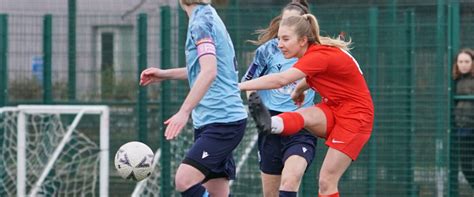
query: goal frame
[{"left": 14, "top": 105, "right": 109, "bottom": 197}]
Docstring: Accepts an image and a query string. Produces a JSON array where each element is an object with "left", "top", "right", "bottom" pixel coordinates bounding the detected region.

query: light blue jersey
[
  {"left": 242, "top": 38, "right": 315, "bottom": 112},
  {"left": 185, "top": 4, "right": 247, "bottom": 128}
]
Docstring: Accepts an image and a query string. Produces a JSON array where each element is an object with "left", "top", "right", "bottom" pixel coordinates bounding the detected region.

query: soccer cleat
[{"left": 248, "top": 92, "right": 272, "bottom": 134}]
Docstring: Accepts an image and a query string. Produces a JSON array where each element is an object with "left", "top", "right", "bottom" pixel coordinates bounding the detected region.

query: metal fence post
[
  {"left": 68, "top": 0, "right": 76, "bottom": 100},
  {"left": 160, "top": 6, "right": 172, "bottom": 197},
  {"left": 436, "top": 0, "right": 447, "bottom": 196},
  {"left": 448, "top": 1, "right": 460, "bottom": 196},
  {"left": 137, "top": 13, "right": 148, "bottom": 144},
  {"left": 405, "top": 9, "right": 417, "bottom": 197},
  {"left": 368, "top": 7, "right": 378, "bottom": 197},
  {"left": 43, "top": 14, "right": 52, "bottom": 104},
  {"left": 0, "top": 14, "right": 8, "bottom": 107}
]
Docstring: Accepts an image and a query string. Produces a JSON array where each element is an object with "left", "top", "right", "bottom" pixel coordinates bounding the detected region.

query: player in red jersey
[{"left": 240, "top": 13, "right": 374, "bottom": 197}]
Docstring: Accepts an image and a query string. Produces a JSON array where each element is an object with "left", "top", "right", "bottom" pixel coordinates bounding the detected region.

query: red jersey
[{"left": 294, "top": 44, "right": 374, "bottom": 132}]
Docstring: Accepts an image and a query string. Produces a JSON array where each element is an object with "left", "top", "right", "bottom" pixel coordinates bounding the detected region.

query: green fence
[{"left": 1, "top": 1, "right": 474, "bottom": 196}]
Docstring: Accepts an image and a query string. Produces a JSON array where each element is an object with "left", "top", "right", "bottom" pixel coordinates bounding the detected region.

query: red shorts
[{"left": 316, "top": 102, "right": 373, "bottom": 160}]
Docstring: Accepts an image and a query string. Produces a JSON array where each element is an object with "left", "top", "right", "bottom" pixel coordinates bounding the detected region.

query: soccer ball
[{"left": 114, "top": 141, "right": 155, "bottom": 181}]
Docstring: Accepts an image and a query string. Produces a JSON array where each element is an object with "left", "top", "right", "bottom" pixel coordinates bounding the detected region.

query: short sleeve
[
  {"left": 241, "top": 44, "right": 271, "bottom": 82},
  {"left": 293, "top": 51, "right": 328, "bottom": 77},
  {"left": 189, "top": 20, "right": 215, "bottom": 46}
]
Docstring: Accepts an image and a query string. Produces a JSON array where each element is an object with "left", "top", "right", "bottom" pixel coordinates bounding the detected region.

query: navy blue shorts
[
  {"left": 183, "top": 118, "right": 247, "bottom": 182},
  {"left": 258, "top": 110, "right": 317, "bottom": 175}
]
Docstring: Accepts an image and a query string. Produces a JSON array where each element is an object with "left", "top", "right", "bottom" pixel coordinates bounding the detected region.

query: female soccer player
[
  {"left": 241, "top": 1, "right": 317, "bottom": 197},
  {"left": 140, "top": 0, "right": 247, "bottom": 196},
  {"left": 240, "top": 14, "right": 374, "bottom": 197}
]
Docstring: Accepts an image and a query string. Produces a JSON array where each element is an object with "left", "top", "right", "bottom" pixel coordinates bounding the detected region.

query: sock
[
  {"left": 318, "top": 192, "right": 339, "bottom": 197},
  {"left": 181, "top": 183, "right": 207, "bottom": 197},
  {"left": 271, "top": 116, "right": 284, "bottom": 134},
  {"left": 275, "top": 112, "right": 304, "bottom": 136},
  {"left": 279, "top": 190, "right": 297, "bottom": 197}
]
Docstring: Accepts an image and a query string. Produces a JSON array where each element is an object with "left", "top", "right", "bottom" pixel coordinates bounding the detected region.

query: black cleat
[{"left": 248, "top": 92, "right": 272, "bottom": 134}]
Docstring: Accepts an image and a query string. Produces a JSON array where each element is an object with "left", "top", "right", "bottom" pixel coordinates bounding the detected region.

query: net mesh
[{"left": 0, "top": 108, "right": 101, "bottom": 196}]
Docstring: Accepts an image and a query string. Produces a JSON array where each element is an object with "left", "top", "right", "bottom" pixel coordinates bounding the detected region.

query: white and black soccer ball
[{"left": 114, "top": 141, "right": 155, "bottom": 181}]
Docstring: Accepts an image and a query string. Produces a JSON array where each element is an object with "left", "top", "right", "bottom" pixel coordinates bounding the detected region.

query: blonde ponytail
[{"left": 281, "top": 14, "right": 352, "bottom": 51}]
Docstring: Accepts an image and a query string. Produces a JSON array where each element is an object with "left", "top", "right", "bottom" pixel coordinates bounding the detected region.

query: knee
[
  {"left": 175, "top": 173, "right": 193, "bottom": 192},
  {"left": 280, "top": 173, "right": 303, "bottom": 191},
  {"left": 318, "top": 176, "right": 337, "bottom": 193}
]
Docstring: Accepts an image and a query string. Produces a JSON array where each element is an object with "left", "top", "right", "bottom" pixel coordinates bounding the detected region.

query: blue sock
[
  {"left": 279, "top": 190, "right": 297, "bottom": 197},
  {"left": 181, "top": 183, "right": 207, "bottom": 197}
]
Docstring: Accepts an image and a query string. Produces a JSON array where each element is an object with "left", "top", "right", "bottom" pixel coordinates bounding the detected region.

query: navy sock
[
  {"left": 181, "top": 183, "right": 207, "bottom": 197},
  {"left": 279, "top": 190, "right": 297, "bottom": 197}
]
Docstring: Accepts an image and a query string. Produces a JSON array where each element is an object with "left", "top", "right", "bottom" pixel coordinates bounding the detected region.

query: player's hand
[
  {"left": 291, "top": 90, "right": 305, "bottom": 107},
  {"left": 163, "top": 110, "right": 190, "bottom": 140},
  {"left": 139, "top": 67, "right": 166, "bottom": 86}
]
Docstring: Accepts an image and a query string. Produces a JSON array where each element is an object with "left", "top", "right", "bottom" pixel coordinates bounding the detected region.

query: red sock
[
  {"left": 277, "top": 112, "right": 304, "bottom": 136},
  {"left": 318, "top": 192, "right": 339, "bottom": 197}
]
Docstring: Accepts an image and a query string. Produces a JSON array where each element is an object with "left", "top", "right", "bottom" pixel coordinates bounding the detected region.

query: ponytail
[{"left": 282, "top": 14, "right": 352, "bottom": 51}]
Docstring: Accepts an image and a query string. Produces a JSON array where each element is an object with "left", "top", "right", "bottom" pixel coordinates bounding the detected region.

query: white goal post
[{"left": 13, "top": 105, "right": 109, "bottom": 197}]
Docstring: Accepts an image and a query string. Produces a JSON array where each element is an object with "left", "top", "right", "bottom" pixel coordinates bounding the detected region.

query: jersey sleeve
[
  {"left": 241, "top": 43, "right": 272, "bottom": 82},
  {"left": 189, "top": 20, "right": 216, "bottom": 58},
  {"left": 293, "top": 51, "right": 328, "bottom": 76}
]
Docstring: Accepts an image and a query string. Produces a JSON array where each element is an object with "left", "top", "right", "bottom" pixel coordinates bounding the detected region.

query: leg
[
  {"left": 279, "top": 131, "right": 317, "bottom": 196},
  {"left": 175, "top": 164, "right": 207, "bottom": 196},
  {"left": 318, "top": 148, "right": 352, "bottom": 195},
  {"left": 257, "top": 132, "right": 284, "bottom": 197},
  {"left": 203, "top": 178, "right": 230, "bottom": 196},
  {"left": 280, "top": 155, "right": 308, "bottom": 191},
  {"left": 260, "top": 173, "right": 281, "bottom": 197},
  {"left": 271, "top": 105, "right": 330, "bottom": 137},
  {"left": 248, "top": 92, "right": 330, "bottom": 138},
  {"left": 295, "top": 106, "right": 329, "bottom": 138},
  {"left": 179, "top": 119, "right": 246, "bottom": 196}
]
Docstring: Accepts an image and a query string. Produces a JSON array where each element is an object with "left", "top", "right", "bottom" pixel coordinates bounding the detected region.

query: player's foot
[{"left": 248, "top": 92, "right": 272, "bottom": 134}]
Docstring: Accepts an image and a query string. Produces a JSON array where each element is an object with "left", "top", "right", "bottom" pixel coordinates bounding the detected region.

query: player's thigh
[
  {"left": 260, "top": 172, "right": 281, "bottom": 197},
  {"left": 295, "top": 106, "right": 329, "bottom": 138},
  {"left": 175, "top": 163, "right": 206, "bottom": 187},
  {"left": 203, "top": 178, "right": 230, "bottom": 196}
]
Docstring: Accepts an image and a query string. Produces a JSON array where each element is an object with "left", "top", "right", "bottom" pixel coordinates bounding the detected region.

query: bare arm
[
  {"left": 291, "top": 78, "right": 310, "bottom": 107},
  {"left": 139, "top": 67, "right": 187, "bottom": 86},
  {"left": 163, "top": 54, "right": 217, "bottom": 140},
  {"left": 294, "top": 78, "right": 310, "bottom": 94},
  {"left": 179, "top": 55, "right": 217, "bottom": 113},
  {"left": 239, "top": 68, "right": 306, "bottom": 91},
  {"left": 163, "top": 67, "right": 188, "bottom": 80}
]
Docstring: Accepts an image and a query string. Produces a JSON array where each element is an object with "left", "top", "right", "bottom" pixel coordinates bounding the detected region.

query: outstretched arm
[
  {"left": 239, "top": 68, "right": 306, "bottom": 91},
  {"left": 139, "top": 67, "right": 187, "bottom": 86},
  {"left": 164, "top": 68, "right": 188, "bottom": 80}
]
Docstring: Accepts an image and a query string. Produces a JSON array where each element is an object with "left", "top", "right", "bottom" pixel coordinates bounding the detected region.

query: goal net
[{"left": 0, "top": 105, "right": 109, "bottom": 197}]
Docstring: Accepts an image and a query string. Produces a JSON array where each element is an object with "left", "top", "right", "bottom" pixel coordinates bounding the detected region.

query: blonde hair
[
  {"left": 179, "top": 0, "right": 211, "bottom": 6},
  {"left": 280, "top": 14, "right": 352, "bottom": 51},
  {"left": 249, "top": 0, "right": 309, "bottom": 45},
  {"left": 452, "top": 48, "right": 474, "bottom": 80}
]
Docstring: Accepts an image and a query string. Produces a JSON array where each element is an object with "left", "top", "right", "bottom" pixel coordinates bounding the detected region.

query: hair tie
[
  {"left": 289, "top": 3, "right": 308, "bottom": 14},
  {"left": 302, "top": 14, "right": 309, "bottom": 20}
]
